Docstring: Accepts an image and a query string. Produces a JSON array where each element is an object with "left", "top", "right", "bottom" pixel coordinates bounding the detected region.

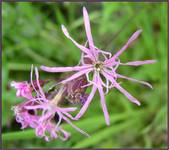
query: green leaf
[{"left": 73, "top": 119, "right": 138, "bottom": 148}]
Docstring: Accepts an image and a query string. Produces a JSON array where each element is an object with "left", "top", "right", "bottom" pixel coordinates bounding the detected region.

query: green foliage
[{"left": 2, "top": 2, "right": 167, "bottom": 148}]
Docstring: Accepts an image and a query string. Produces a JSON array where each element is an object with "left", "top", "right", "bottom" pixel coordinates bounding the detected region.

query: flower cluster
[
  {"left": 11, "top": 7, "right": 156, "bottom": 141},
  {"left": 11, "top": 66, "right": 89, "bottom": 141}
]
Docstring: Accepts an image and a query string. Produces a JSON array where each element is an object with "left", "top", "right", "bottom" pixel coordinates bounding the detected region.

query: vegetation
[{"left": 2, "top": 2, "right": 167, "bottom": 148}]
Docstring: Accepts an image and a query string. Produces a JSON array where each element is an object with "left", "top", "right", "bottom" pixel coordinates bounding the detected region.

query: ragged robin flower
[
  {"left": 11, "top": 65, "right": 89, "bottom": 141},
  {"left": 40, "top": 7, "right": 156, "bottom": 125},
  {"left": 11, "top": 81, "right": 33, "bottom": 99}
]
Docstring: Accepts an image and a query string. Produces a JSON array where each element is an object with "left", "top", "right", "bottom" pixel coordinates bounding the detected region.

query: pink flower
[
  {"left": 11, "top": 65, "right": 89, "bottom": 141},
  {"left": 64, "top": 75, "right": 89, "bottom": 105},
  {"left": 12, "top": 102, "right": 71, "bottom": 141},
  {"left": 10, "top": 81, "right": 32, "bottom": 99},
  {"left": 11, "top": 101, "right": 39, "bottom": 129},
  {"left": 40, "top": 7, "right": 156, "bottom": 125}
]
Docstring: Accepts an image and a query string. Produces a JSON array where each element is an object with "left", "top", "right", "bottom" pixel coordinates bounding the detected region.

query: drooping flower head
[
  {"left": 64, "top": 75, "right": 89, "bottom": 105},
  {"left": 11, "top": 81, "right": 33, "bottom": 99},
  {"left": 40, "top": 7, "right": 156, "bottom": 125},
  {"left": 11, "top": 65, "right": 89, "bottom": 141}
]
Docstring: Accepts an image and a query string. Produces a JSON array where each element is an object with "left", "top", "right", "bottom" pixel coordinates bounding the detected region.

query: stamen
[
  {"left": 51, "top": 86, "right": 65, "bottom": 106},
  {"left": 94, "top": 62, "right": 103, "bottom": 72}
]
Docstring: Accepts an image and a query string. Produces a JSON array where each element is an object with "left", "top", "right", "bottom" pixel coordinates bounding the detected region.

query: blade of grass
[
  {"left": 73, "top": 118, "right": 140, "bottom": 148},
  {"left": 24, "top": 48, "right": 57, "bottom": 66},
  {"left": 8, "top": 63, "right": 38, "bottom": 71},
  {"left": 2, "top": 130, "right": 36, "bottom": 141},
  {"left": 2, "top": 110, "right": 143, "bottom": 141},
  {"left": 69, "top": 11, "right": 100, "bottom": 30}
]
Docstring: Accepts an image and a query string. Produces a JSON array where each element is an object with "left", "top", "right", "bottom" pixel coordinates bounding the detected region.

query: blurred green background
[{"left": 2, "top": 2, "right": 167, "bottom": 148}]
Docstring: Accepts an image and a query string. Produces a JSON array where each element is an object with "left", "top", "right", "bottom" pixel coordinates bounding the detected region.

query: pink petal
[
  {"left": 105, "top": 29, "right": 142, "bottom": 66},
  {"left": 96, "top": 48, "right": 112, "bottom": 59},
  {"left": 83, "top": 7, "right": 97, "bottom": 59},
  {"left": 117, "top": 73, "right": 153, "bottom": 89},
  {"left": 58, "top": 107, "right": 77, "bottom": 120},
  {"left": 115, "top": 83, "right": 141, "bottom": 106},
  {"left": 59, "top": 128, "right": 70, "bottom": 141},
  {"left": 60, "top": 111, "right": 75, "bottom": 120},
  {"left": 75, "top": 85, "right": 97, "bottom": 120},
  {"left": 24, "top": 104, "right": 46, "bottom": 110},
  {"left": 16, "top": 90, "right": 21, "bottom": 97},
  {"left": 35, "top": 67, "right": 46, "bottom": 98},
  {"left": 39, "top": 111, "right": 53, "bottom": 122},
  {"left": 96, "top": 75, "right": 110, "bottom": 125},
  {"left": 60, "top": 68, "right": 93, "bottom": 84},
  {"left": 10, "top": 81, "right": 19, "bottom": 88},
  {"left": 59, "top": 107, "right": 77, "bottom": 112},
  {"left": 83, "top": 7, "right": 94, "bottom": 48},
  {"left": 50, "top": 130, "right": 58, "bottom": 139},
  {"left": 21, "top": 90, "right": 25, "bottom": 97},
  {"left": 121, "top": 60, "right": 156, "bottom": 66},
  {"left": 61, "top": 25, "right": 95, "bottom": 60},
  {"left": 35, "top": 126, "right": 44, "bottom": 137},
  {"left": 30, "top": 65, "right": 42, "bottom": 98},
  {"left": 102, "top": 71, "right": 140, "bottom": 106},
  {"left": 127, "top": 29, "right": 142, "bottom": 44},
  {"left": 62, "top": 116, "right": 90, "bottom": 137},
  {"left": 40, "top": 65, "right": 92, "bottom": 73}
]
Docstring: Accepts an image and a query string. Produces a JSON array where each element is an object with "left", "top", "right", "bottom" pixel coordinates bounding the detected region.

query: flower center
[
  {"left": 50, "top": 86, "right": 65, "bottom": 107},
  {"left": 94, "top": 62, "right": 103, "bottom": 72}
]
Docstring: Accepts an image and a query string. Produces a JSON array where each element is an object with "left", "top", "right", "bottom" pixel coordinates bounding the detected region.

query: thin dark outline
[
  {"left": 167, "top": 1, "right": 169, "bottom": 150},
  {"left": 0, "top": 2, "right": 2, "bottom": 150},
  {"left": 2, "top": 0, "right": 168, "bottom": 3},
  {"left": 1, "top": 1, "right": 168, "bottom": 150}
]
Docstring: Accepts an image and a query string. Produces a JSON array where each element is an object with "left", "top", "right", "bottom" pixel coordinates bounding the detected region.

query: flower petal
[
  {"left": 24, "top": 105, "right": 46, "bottom": 110},
  {"left": 75, "top": 85, "right": 97, "bottom": 120},
  {"left": 115, "top": 83, "right": 141, "bottom": 106},
  {"left": 105, "top": 29, "right": 142, "bottom": 66},
  {"left": 102, "top": 71, "right": 141, "bottom": 106},
  {"left": 83, "top": 7, "right": 94, "bottom": 49},
  {"left": 60, "top": 68, "right": 93, "bottom": 84},
  {"left": 120, "top": 60, "right": 156, "bottom": 66},
  {"left": 117, "top": 73, "right": 153, "bottom": 89},
  {"left": 59, "top": 107, "right": 77, "bottom": 112},
  {"left": 16, "top": 90, "right": 21, "bottom": 97},
  {"left": 30, "top": 65, "right": 42, "bottom": 98},
  {"left": 60, "top": 111, "right": 75, "bottom": 120},
  {"left": 61, "top": 25, "right": 95, "bottom": 60},
  {"left": 62, "top": 116, "right": 90, "bottom": 137},
  {"left": 96, "top": 74, "right": 110, "bottom": 125},
  {"left": 40, "top": 65, "right": 92, "bottom": 73},
  {"left": 35, "top": 67, "right": 46, "bottom": 99},
  {"left": 59, "top": 128, "right": 70, "bottom": 141},
  {"left": 83, "top": 7, "right": 98, "bottom": 59}
]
